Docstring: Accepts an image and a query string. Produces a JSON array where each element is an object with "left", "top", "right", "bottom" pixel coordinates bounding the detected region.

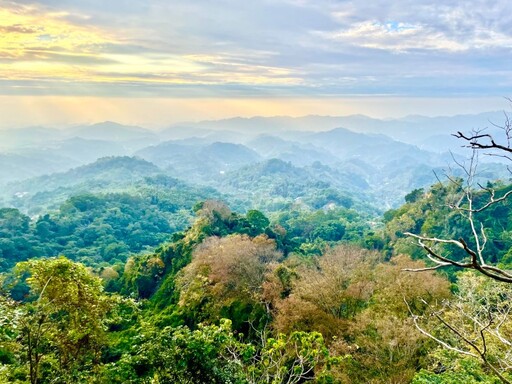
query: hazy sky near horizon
[{"left": 1, "top": 0, "right": 512, "bottom": 127}]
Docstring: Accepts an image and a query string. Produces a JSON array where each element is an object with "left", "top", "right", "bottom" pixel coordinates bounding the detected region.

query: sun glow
[
  {"left": 0, "top": 5, "right": 300, "bottom": 93},
  {"left": 0, "top": 7, "right": 109, "bottom": 58},
  {"left": 0, "top": 95, "right": 505, "bottom": 129}
]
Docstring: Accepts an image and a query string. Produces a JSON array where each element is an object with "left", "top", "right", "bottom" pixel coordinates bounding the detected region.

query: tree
[
  {"left": 245, "top": 330, "right": 341, "bottom": 384},
  {"left": 405, "top": 112, "right": 512, "bottom": 280},
  {"left": 271, "top": 245, "right": 380, "bottom": 339},
  {"left": 106, "top": 318, "right": 339, "bottom": 384},
  {"left": 408, "top": 272, "right": 512, "bottom": 383},
  {"left": 107, "top": 319, "right": 248, "bottom": 384},
  {"left": 405, "top": 188, "right": 425, "bottom": 204},
  {"left": 246, "top": 210, "right": 270, "bottom": 235},
  {"left": 270, "top": 245, "right": 450, "bottom": 383},
  {"left": 10, "top": 257, "right": 114, "bottom": 383},
  {"left": 403, "top": 110, "right": 512, "bottom": 382},
  {"left": 176, "top": 234, "right": 281, "bottom": 331}
]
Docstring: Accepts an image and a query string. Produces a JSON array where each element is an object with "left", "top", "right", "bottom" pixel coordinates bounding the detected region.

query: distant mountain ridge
[
  {"left": 68, "top": 121, "right": 157, "bottom": 142},
  {"left": 1, "top": 111, "right": 511, "bottom": 209},
  {"left": 135, "top": 141, "right": 262, "bottom": 183},
  {"left": 162, "top": 111, "right": 505, "bottom": 145}
]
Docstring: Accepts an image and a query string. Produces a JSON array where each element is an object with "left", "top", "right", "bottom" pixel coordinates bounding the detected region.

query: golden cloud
[{"left": 0, "top": 5, "right": 301, "bottom": 90}]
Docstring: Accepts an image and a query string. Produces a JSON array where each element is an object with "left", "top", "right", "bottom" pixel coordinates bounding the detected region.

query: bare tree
[
  {"left": 405, "top": 111, "right": 512, "bottom": 282},
  {"left": 405, "top": 273, "right": 512, "bottom": 383},
  {"left": 403, "top": 110, "right": 512, "bottom": 382}
]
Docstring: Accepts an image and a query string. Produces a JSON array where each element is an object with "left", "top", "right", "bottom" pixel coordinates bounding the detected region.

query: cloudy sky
[{"left": 1, "top": 0, "right": 511, "bottom": 127}]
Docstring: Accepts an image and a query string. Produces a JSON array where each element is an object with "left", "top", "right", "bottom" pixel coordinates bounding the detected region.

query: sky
[{"left": 1, "top": 0, "right": 512, "bottom": 127}]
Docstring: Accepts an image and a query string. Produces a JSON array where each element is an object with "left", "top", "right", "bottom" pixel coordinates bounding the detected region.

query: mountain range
[{"left": 1, "top": 112, "right": 511, "bottom": 211}]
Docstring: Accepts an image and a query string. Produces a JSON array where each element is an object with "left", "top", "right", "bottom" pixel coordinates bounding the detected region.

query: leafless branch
[
  {"left": 403, "top": 109, "right": 512, "bottom": 380},
  {"left": 404, "top": 298, "right": 476, "bottom": 358},
  {"left": 404, "top": 233, "right": 512, "bottom": 283},
  {"left": 405, "top": 298, "right": 512, "bottom": 384},
  {"left": 453, "top": 188, "right": 512, "bottom": 213},
  {"left": 453, "top": 131, "right": 512, "bottom": 154}
]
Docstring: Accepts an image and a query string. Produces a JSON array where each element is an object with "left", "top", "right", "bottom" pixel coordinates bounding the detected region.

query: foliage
[
  {"left": 8, "top": 172, "right": 512, "bottom": 382},
  {"left": 270, "top": 246, "right": 451, "bottom": 383},
  {"left": 175, "top": 234, "right": 280, "bottom": 333},
  {"left": 0, "top": 182, "right": 216, "bottom": 273},
  {"left": 105, "top": 319, "right": 248, "bottom": 384},
  {"left": 410, "top": 271, "right": 512, "bottom": 382},
  {"left": 1, "top": 257, "right": 116, "bottom": 384},
  {"left": 104, "top": 319, "right": 339, "bottom": 384},
  {"left": 336, "top": 255, "right": 450, "bottom": 383},
  {"left": 412, "top": 350, "right": 505, "bottom": 384},
  {"left": 121, "top": 202, "right": 280, "bottom": 302},
  {"left": 382, "top": 181, "right": 512, "bottom": 272},
  {"left": 246, "top": 330, "right": 342, "bottom": 384},
  {"left": 274, "top": 207, "right": 373, "bottom": 255}
]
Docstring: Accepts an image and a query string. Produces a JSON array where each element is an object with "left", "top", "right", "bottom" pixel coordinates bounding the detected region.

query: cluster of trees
[
  {"left": 1, "top": 188, "right": 512, "bottom": 382},
  {"left": 4, "top": 122, "right": 512, "bottom": 382},
  {"left": 0, "top": 187, "right": 213, "bottom": 272},
  {"left": 0, "top": 207, "right": 347, "bottom": 383},
  {"left": 0, "top": 198, "right": 487, "bottom": 382}
]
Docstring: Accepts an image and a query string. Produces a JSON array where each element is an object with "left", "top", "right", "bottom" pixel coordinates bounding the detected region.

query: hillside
[
  {"left": 0, "top": 157, "right": 194, "bottom": 214},
  {"left": 2, "top": 126, "right": 512, "bottom": 383}
]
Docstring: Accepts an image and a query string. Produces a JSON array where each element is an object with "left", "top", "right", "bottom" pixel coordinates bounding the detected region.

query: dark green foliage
[
  {"left": 105, "top": 320, "right": 248, "bottom": 383},
  {"left": 275, "top": 207, "right": 372, "bottom": 255},
  {"left": 0, "top": 208, "right": 32, "bottom": 270},
  {"left": 405, "top": 188, "right": 425, "bottom": 203},
  {"left": 246, "top": 209, "right": 270, "bottom": 234},
  {"left": 0, "top": 178, "right": 221, "bottom": 271}
]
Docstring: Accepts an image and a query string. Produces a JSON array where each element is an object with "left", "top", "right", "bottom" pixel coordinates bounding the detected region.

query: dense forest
[
  {"left": 2, "top": 0, "right": 511, "bottom": 380},
  {"left": 2, "top": 120, "right": 512, "bottom": 383}
]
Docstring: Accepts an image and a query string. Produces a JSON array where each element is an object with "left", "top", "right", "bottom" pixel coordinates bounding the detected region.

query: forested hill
[
  {"left": 3, "top": 171, "right": 512, "bottom": 382},
  {"left": 7, "top": 173, "right": 512, "bottom": 382},
  {"left": 216, "top": 159, "right": 371, "bottom": 212},
  {"left": 0, "top": 153, "right": 378, "bottom": 273},
  {"left": 4, "top": 115, "right": 510, "bottom": 207},
  {"left": 0, "top": 196, "right": 451, "bottom": 383},
  {"left": 0, "top": 156, "right": 218, "bottom": 214},
  {"left": 2, "top": 116, "right": 512, "bottom": 382}
]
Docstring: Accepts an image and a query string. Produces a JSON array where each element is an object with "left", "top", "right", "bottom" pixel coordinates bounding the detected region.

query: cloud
[
  {"left": 318, "top": 0, "right": 512, "bottom": 52},
  {"left": 316, "top": 18, "right": 512, "bottom": 53},
  {"left": 0, "top": 24, "right": 41, "bottom": 34},
  {"left": 0, "top": 0, "right": 511, "bottom": 99}
]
